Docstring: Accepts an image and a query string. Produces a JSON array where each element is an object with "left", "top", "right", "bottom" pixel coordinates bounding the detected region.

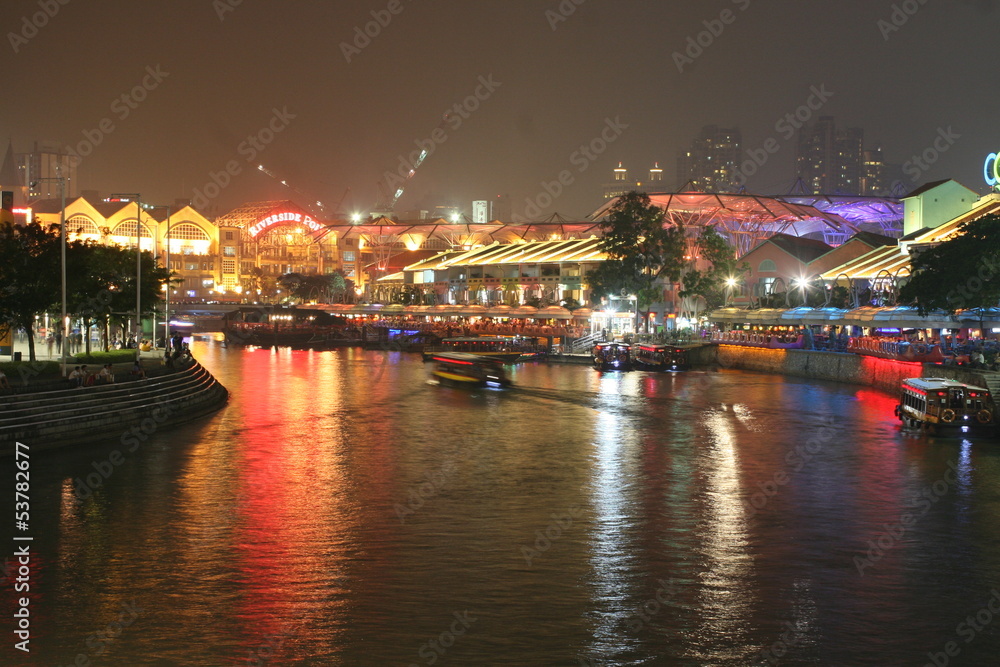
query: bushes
[{"left": 73, "top": 350, "right": 137, "bottom": 364}]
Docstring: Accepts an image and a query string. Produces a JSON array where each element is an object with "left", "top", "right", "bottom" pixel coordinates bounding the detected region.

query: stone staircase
[{"left": 0, "top": 361, "right": 228, "bottom": 455}]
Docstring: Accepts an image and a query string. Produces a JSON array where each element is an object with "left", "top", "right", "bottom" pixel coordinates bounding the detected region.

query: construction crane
[
  {"left": 372, "top": 112, "right": 453, "bottom": 217},
  {"left": 256, "top": 164, "right": 352, "bottom": 219}
]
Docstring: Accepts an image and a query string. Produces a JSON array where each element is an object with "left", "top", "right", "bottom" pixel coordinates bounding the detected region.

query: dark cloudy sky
[{"left": 1, "top": 0, "right": 997, "bottom": 219}]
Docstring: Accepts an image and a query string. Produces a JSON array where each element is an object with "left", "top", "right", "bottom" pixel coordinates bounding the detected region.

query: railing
[{"left": 568, "top": 332, "right": 603, "bottom": 352}]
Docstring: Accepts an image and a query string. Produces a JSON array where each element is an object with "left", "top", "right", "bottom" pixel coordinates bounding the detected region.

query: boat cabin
[{"left": 895, "top": 377, "right": 994, "bottom": 429}]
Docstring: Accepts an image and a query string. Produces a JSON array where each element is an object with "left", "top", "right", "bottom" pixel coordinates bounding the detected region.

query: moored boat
[
  {"left": 593, "top": 342, "right": 632, "bottom": 371},
  {"left": 894, "top": 377, "right": 994, "bottom": 431},
  {"left": 635, "top": 344, "right": 688, "bottom": 371},
  {"left": 430, "top": 353, "right": 511, "bottom": 388}
]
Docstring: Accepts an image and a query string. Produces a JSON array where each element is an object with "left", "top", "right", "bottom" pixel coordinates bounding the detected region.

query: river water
[{"left": 3, "top": 337, "right": 1000, "bottom": 666}]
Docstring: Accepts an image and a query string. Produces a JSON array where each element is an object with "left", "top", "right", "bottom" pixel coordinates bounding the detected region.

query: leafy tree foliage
[
  {"left": 0, "top": 222, "right": 170, "bottom": 359},
  {"left": 588, "top": 192, "right": 687, "bottom": 329},
  {"left": 278, "top": 271, "right": 355, "bottom": 303},
  {"left": 678, "top": 226, "right": 746, "bottom": 316},
  {"left": 899, "top": 213, "right": 1000, "bottom": 315}
]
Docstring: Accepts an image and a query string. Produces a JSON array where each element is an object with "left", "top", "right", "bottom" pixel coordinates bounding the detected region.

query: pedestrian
[
  {"left": 68, "top": 366, "right": 82, "bottom": 388},
  {"left": 131, "top": 360, "right": 146, "bottom": 380},
  {"left": 46, "top": 334, "right": 55, "bottom": 358},
  {"left": 98, "top": 364, "right": 115, "bottom": 385},
  {"left": 0, "top": 368, "right": 11, "bottom": 391}
]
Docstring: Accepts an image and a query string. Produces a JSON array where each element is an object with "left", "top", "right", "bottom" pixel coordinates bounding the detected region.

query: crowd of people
[{"left": 368, "top": 316, "right": 588, "bottom": 340}]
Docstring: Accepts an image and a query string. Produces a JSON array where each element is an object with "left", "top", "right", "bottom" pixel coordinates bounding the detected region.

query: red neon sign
[{"left": 248, "top": 211, "right": 323, "bottom": 238}]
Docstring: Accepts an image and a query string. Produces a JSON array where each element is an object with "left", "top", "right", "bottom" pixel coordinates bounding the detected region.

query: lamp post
[
  {"left": 31, "top": 175, "right": 68, "bottom": 376},
  {"left": 112, "top": 194, "right": 142, "bottom": 359},
  {"left": 144, "top": 204, "right": 173, "bottom": 347}
]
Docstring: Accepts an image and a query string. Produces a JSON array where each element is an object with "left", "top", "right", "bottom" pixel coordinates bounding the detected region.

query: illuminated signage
[
  {"left": 985, "top": 153, "right": 1000, "bottom": 188},
  {"left": 247, "top": 211, "right": 324, "bottom": 238}
]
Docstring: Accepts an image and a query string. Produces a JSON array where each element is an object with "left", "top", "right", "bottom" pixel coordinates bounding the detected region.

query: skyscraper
[
  {"left": 795, "top": 117, "right": 864, "bottom": 195},
  {"left": 16, "top": 141, "right": 78, "bottom": 200},
  {"left": 676, "top": 125, "right": 742, "bottom": 192}
]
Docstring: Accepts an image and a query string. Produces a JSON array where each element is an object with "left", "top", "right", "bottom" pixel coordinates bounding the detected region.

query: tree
[
  {"left": 588, "top": 191, "right": 687, "bottom": 332},
  {"left": 678, "top": 226, "right": 746, "bottom": 319},
  {"left": 899, "top": 213, "right": 1000, "bottom": 321},
  {"left": 0, "top": 221, "right": 60, "bottom": 361}
]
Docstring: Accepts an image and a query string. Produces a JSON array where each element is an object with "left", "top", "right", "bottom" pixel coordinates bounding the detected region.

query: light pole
[
  {"left": 144, "top": 204, "right": 173, "bottom": 347},
  {"left": 31, "top": 175, "right": 68, "bottom": 376},
  {"left": 112, "top": 194, "right": 142, "bottom": 359}
]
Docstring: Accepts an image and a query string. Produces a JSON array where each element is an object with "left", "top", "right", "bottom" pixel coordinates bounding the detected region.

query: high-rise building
[
  {"left": 796, "top": 117, "right": 864, "bottom": 195},
  {"left": 16, "top": 141, "right": 78, "bottom": 200},
  {"left": 602, "top": 162, "right": 663, "bottom": 200},
  {"left": 676, "top": 125, "right": 742, "bottom": 192}
]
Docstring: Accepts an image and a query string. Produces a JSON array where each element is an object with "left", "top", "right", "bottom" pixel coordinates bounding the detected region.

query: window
[
  {"left": 111, "top": 220, "right": 153, "bottom": 238},
  {"left": 342, "top": 251, "right": 355, "bottom": 262},
  {"left": 202, "top": 279, "right": 214, "bottom": 288},
  {"left": 67, "top": 216, "right": 101, "bottom": 236},
  {"left": 169, "top": 223, "right": 210, "bottom": 241},
  {"left": 225, "top": 231, "right": 234, "bottom": 241},
  {"left": 223, "top": 246, "right": 236, "bottom": 257},
  {"left": 758, "top": 259, "right": 777, "bottom": 272},
  {"left": 185, "top": 263, "right": 198, "bottom": 271},
  {"left": 222, "top": 259, "right": 236, "bottom": 274}
]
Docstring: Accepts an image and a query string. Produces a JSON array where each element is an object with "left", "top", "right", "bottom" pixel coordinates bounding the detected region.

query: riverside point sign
[{"left": 248, "top": 211, "right": 324, "bottom": 238}]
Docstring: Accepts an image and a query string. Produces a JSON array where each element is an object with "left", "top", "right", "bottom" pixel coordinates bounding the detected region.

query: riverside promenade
[{"left": 0, "top": 339, "right": 228, "bottom": 454}]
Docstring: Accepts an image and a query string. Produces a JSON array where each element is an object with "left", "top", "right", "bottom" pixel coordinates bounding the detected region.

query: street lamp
[
  {"left": 111, "top": 194, "right": 142, "bottom": 359},
  {"left": 144, "top": 204, "right": 173, "bottom": 347},
  {"left": 30, "top": 175, "right": 68, "bottom": 376}
]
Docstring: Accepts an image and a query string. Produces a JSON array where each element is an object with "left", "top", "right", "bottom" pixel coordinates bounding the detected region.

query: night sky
[{"left": 2, "top": 0, "right": 998, "bottom": 219}]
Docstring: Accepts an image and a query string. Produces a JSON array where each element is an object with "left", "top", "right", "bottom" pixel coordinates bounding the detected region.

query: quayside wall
[
  {"left": 687, "top": 344, "right": 993, "bottom": 395},
  {"left": 0, "top": 361, "right": 229, "bottom": 456}
]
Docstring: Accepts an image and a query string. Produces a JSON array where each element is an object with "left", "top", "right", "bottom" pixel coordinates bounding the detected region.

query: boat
[
  {"left": 422, "top": 337, "right": 546, "bottom": 363},
  {"left": 893, "top": 377, "right": 994, "bottom": 430},
  {"left": 430, "top": 352, "right": 511, "bottom": 388},
  {"left": 593, "top": 342, "right": 632, "bottom": 371},
  {"left": 635, "top": 344, "right": 688, "bottom": 371}
]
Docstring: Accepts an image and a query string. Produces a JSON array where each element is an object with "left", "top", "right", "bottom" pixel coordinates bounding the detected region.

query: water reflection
[{"left": 5, "top": 341, "right": 1000, "bottom": 665}]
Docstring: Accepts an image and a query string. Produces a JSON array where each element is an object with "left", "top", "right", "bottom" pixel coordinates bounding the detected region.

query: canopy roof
[
  {"left": 590, "top": 192, "right": 859, "bottom": 255},
  {"left": 820, "top": 194, "right": 1000, "bottom": 281},
  {"left": 404, "top": 237, "right": 606, "bottom": 272}
]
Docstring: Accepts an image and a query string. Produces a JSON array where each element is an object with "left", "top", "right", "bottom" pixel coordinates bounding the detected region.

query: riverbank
[
  {"left": 0, "top": 358, "right": 229, "bottom": 455},
  {"left": 688, "top": 344, "right": 998, "bottom": 395}
]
